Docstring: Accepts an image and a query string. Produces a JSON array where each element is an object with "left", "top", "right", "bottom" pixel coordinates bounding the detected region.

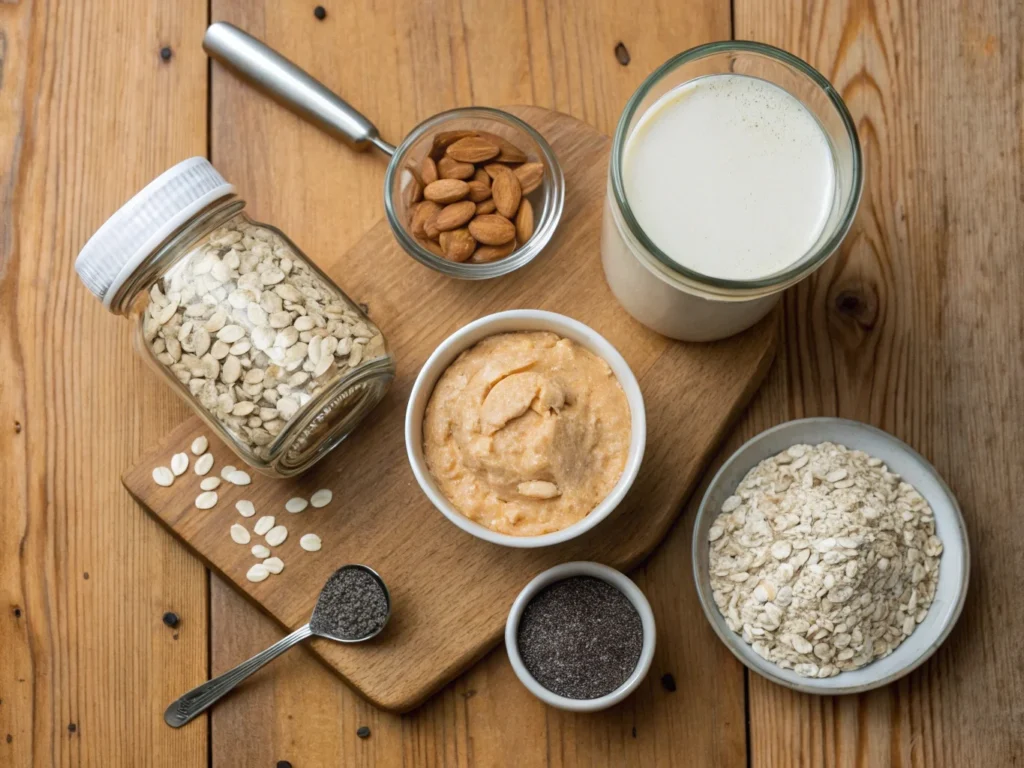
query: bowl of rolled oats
[{"left": 693, "top": 418, "right": 969, "bottom": 694}]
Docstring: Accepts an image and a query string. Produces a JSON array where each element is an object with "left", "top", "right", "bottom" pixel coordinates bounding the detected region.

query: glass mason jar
[
  {"left": 602, "top": 42, "right": 863, "bottom": 342},
  {"left": 76, "top": 158, "right": 395, "bottom": 477}
]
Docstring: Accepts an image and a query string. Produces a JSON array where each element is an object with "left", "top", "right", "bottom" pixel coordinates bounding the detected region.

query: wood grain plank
[
  {"left": 205, "top": 0, "right": 739, "bottom": 765},
  {"left": 735, "top": 0, "right": 1024, "bottom": 765},
  {"left": 0, "top": 1, "right": 209, "bottom": 766}
]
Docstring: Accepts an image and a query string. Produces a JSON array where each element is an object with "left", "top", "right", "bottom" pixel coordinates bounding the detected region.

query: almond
[
  {"left": 515, "top": 198, "right": 534, "bottom": 243},
  {"left": 405, "top": 178, "right": 423, "bottom": 207},
  {"left": 446, "top": 136, "right": 500, "bottom": 163},
  {"left": 420, "top": 156, "right": 439, "bottom": 185},
  {"left": 423, "top": 179, "right": 470, "bottom": 204},
  {"left": 416, "top": 236, "right": 446, "bottom": 257},
  {"left": 467, "top": 180, "right": 492, "bottom": 203},
  {"left": 437, "top": 156, "right": 475, "bottom": 180},
  {"left": 410, "top": 201, "right": 442, "bottom": 237},
  {"left": 483, "top": 162, "right": 515, "bottom": 180},
  {"left": 433, "top": 200, "right": 476, "bottom": 232},
  {"left": 439, "top": 227, "right": 477, "bottom": 262},
  {"left": 469, "top": 214, "right": 516, "bottom": 245},
  {"left": 473, "top": 168, "right": 491, "bottom": 185},
  {"left": 475, "top": 199, "right": 497, "bottom": 215},
  {"left": 423, "top": 208, "right": 443, "bottom": 239},
  {"left": 476, "top": 130, "right": 529, "bottom": 163},
  {"left": 429, "top": 129, "right": 478, "bottom": 159},
  {"left": 514, "top": 162, "right": 544, "bottom": 194},
  {"left": 491, "top": 168, "right": 522, "bottom": 219},
  {"left": 470, "top": 239, "right": 516, "bottom": 263}
]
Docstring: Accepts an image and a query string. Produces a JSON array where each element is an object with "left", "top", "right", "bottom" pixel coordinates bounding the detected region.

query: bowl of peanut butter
[{"left": 405, "top": 310, "right": 646, "bottom": 548}]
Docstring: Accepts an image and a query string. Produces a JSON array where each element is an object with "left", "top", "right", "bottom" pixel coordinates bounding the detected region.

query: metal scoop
[
  {"left": 204, "top": 21, "right": 396, "bottom": 156},
  {"left": 164, "top": 564, "right": 390, "bottom": 728}
]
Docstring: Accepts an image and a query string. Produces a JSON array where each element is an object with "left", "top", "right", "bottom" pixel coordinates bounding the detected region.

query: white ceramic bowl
[
  {"left": 692, "top": 418, "right": 970, "bottom": 695},
  {"left": 505, "top": 561, "right": 657, "bottom": 711},
  {"left": 405, "top": 310, "right": 646, "bottom": 548}
]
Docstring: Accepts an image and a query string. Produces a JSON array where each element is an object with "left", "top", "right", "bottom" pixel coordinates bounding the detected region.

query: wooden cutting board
[{"left": 122, "top": 106, "right": 776, "bottom": 713}]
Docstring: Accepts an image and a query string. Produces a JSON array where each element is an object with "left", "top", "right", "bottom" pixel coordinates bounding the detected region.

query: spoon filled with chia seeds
[{"left": 165, "top": 564, "right": 390, "bottom": 727}]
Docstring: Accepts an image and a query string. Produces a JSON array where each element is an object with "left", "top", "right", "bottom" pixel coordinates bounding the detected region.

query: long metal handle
[
  {"left": 164, "top": 623, "right": 314, "bottom": 728},
  {"left": 203, "top": 22, "right": 394, "bottom": 155}
]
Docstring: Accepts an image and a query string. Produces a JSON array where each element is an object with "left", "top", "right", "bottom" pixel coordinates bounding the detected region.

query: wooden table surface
[{"left": 2, "top": 0, "right": 1021, "bottom": 765}]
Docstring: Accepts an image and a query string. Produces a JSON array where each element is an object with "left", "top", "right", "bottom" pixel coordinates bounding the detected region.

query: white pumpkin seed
[
  {"left": 236, "top": 500, "right": 256, "bottom": 517},
  {"left": 254, "top": 516, "right": 275, "bottom": 536},
  {"left": 170, "top": 452, "right": 189, "bottom": 476},
  {"left": 262, "top": 557, "right": 284, "bottom": 574},
  {"left": 285, "top": 497, "right": 308, "bottom": 514},
  {"left": 251, "top": 544, "right": 270, "bottom": 558},
  {"left": 299, "top": 533, "right": 321, "bottom": 552},
  {"left": 217, "top": 324, "right": 246, "bottom": 343},
  {"left": 230, "top": 524, "right": 251, "bottom": 545},
  {"left": 195, "top": 491, "right": 218, "bottom": 510},
  {"left": 310, "top": 489, "right": 333, "bottom": 508},
  {"left": 200, "top": 477, "right": 221, "bottom": 491},
  {"left": 227, "top": 470, "right": 251, "bottom": 486},
  {"left": 152, "top": 466, "right": 174, "bottom": 487},
  {"left": 246, "top": 564, "right": 270, "bottom": 583},
  {"left": 221, "top": 464, "right": 237, "bottom": 480},
  {"left": 191, "top": 435, "right": 209, "bottom": 455},
  {"left": 194, "top": 452, "right": 214, "bottom": 476},
  {"left": 265, "top": 525, "right": 288, "bottom": 547}
]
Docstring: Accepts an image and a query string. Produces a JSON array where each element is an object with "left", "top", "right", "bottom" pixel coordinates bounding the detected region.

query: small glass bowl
[{"left": 383, "top": 107, "right": 565, "bottom": 280}]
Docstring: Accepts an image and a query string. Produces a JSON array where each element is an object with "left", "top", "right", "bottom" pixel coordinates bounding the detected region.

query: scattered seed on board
[
  {"left": 191, "top": 435, "right": 209, "bottom": 455},
  {"left": 200, "top": 477, "right": 221, "bottom": 491},
  {"left": 195, "top": 491, "right": 218, "bottom": 510},
  {"left": 195, "top": 452, "right": 214, "bottom": 476},
  {"left": 227, "top": 470, "right": 251, "bottom": 486},
  {"left": 236, "top": 500, "right": 256, "bottom": 517},
  {"left": 251, "top": 544, "right": 270, "bottom": 558},
  {"left": 171, "top": 452, "right": 189, "bottom": 476},
  {"left": 285, "top": 497, "right": 308, "bottom": 514},
  {"left": 310, "top": 489, "right": 333, "bottom": 508},
  {"left": 153, "top": 466, "right": 174, "bottom": 487},
  {"left": 263, "top": 557, "right": 284, "bottom": 574},
  {"left": 254, "top": 516, "right": 275, "bottom": 536},
  {"left": 265, "top": 525, "right": 288, "bottom": 547},
  {"left": 246, "top": 564, "right": 270, "bottom": 583},
  {"left": 221, "top": 465, "right": 237, "bottom": 481},
  {"left": 299, "top": 533, "right": 322, "bottom": 552},
  {"left": 230, "top": 524, "right": 251, "bottom": 545}
]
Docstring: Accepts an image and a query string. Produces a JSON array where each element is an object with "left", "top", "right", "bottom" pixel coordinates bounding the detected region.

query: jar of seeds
[{"left": 75, "top": 158, "right": 394, "bottom": 477}]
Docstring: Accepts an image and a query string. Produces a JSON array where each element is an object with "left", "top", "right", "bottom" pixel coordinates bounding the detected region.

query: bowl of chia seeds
[{"left": 505, "top": 561, "right": 656, "bottom": 711}]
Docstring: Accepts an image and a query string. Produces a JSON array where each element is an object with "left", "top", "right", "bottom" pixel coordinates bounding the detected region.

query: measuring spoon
[{"left": 164, "top": 564, "right": 390, "bottom": 728}]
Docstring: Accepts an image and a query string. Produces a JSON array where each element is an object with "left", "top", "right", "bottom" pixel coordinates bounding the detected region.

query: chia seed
[
  {"left": 311, "top": 566, "right": 389, "bottom": 640},
  {"left": 516, "top": 576, "right": 643, "bottom": 700}
]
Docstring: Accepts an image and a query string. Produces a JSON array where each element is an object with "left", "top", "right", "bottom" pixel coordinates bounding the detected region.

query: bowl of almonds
[{"left": 384, "top": 107, "right": 564, "bottom": 278}]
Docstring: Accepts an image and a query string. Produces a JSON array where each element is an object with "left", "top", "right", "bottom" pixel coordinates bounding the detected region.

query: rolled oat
[{"left": 708, "top": 442, "right": 942, "bottom": 678}]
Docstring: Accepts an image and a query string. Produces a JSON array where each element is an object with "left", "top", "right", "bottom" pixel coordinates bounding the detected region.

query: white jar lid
[{"left": 75, "top": 157, "right": 235, "bottom": 309}]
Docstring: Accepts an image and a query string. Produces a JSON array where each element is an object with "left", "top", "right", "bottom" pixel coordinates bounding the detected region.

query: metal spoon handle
[
  {"left": 203, "top": 22, "right": 394, "bottom": 156},
  {"left": 164, "top": 623, "right": 314, "bottom": 728}
]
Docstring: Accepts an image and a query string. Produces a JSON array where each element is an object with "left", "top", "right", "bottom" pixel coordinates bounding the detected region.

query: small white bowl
[
  {"left": 405, "top": 310, "right": 646, "bottom": 548},
  {"left": 692, "top": 418, "right": 970, "bottom": 695},
  {"left": 505, "top": 561, "right": 657, "bottom": 711}
]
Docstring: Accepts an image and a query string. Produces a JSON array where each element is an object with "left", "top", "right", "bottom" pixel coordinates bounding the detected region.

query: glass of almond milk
[{"left": 602, "top": 42, "right": 862, "bottom": 341}]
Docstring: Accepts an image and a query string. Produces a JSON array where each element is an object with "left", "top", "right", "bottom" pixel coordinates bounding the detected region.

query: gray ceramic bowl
[{"left": 692, "top": 418, "right": 969, "bottom": 695}]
